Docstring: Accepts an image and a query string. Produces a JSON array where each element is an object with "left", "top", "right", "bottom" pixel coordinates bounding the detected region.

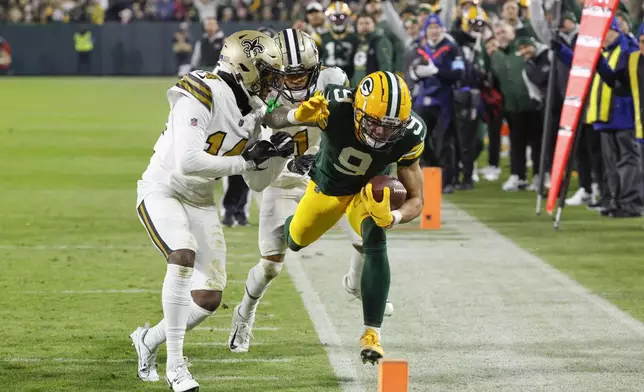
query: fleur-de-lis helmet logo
[{"left": 241, "top": 37, "right": 265, "bottom": 58}]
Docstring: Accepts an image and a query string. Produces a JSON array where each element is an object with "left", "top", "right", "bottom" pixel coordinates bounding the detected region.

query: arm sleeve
[
  {"left": 555, "top": 44, "right": 574, "bottom": 68},
  {"left": 529, "top": 2, "right": 552, "bottom": 43},
  {"left": 380, "top": 1, "right": 408, "bottom": 45},
  {"left": 190, "top": 41, "right": 202, "bottom": 69},
  {"left": 172, "top": 96, "right": 253, "bottom": 178},
  {"left": 376, "top": 36, "right": 394, "bottom": 72}
]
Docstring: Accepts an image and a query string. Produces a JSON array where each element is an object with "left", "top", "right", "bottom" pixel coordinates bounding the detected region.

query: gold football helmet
[
  {"left": 274, "top": 29, "right": 321, "bottom": 103},
  {"left": 218, "top": 30, "right": 284, "bottom": 100},
  {"left": 325, "top": 1, "right": 352, "bottom": 34},
  {"left": 354, "top": 71, "right": 412, "bottom": 149}
]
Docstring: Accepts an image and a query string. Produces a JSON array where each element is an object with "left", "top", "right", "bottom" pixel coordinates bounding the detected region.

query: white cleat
[
  {"left": 228, "top": 304, "right": 254, "bottom": 353},
  {"left": 130, "top": 324, "right": 159, "bottom": 382},
  {"left": 565, "top": 187, "right": 591, "bottom": 206},
  {"left": 166, "top": 358, "right": 199, "bottom": 392},
  {"left": 342, "top": 274, "right": 394, "bottom": 317}
]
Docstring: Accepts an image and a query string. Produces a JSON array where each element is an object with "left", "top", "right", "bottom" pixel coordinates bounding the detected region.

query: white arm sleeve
[
  {"left": 172, "top": 96, "right": 253, "bottom": 178},
  {"left": 190, "top": 41, "right": 202, "bottom": 69},
  {"left": 381, "top": 1, "right": 408, "bottom": 45}
]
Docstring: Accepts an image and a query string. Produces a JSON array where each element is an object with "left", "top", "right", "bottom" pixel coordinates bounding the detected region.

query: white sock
[
  {"left": 162, "top": 264, "right": 193, "bottom": 367},
  {"left": 144, "top": 300, "right": 214, "bottom": 349},
  {"left": 364, "top": 325, "right": 382, "bottom": 341},
  {"left": 238, "top": 258, "right": 283, "bottom": 319},
  {"left": 347, "top": 248, "right": 365, "bottom": 289}
]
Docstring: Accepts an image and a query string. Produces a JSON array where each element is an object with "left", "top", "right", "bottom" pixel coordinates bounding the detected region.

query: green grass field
[{"left": 1, "top": 77, "right": 643, "bottom": 391}]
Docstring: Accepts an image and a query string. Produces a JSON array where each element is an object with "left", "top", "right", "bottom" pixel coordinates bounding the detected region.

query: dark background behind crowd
[{"left": 2, "top": 0, "right": 644, "bottom": 223}]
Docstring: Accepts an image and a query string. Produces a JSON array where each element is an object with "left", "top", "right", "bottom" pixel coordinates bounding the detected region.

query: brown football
[{"left": 368, "top": 175, "right": 407, "bottom": 210}]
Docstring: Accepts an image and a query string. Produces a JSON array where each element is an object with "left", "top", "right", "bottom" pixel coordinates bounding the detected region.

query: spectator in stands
[
  {"left": 365, "top": 0, "right": 405, "bottom": 75},
  {"left": 351, "top": 13, "right": 393, "bottom": 86},
  {"left": 305, "top": 2, "right": 326, "bottom": 36},
  {"left": 616, "top": 11, "right": 635, "bottom": 43},
  {"left": 408, "top": 14, "right": 464, "bottom": 192},
  {"left": 194, "top": 0, "right": 216, "bottom": 20},
  {"left": 156, "top": 0, "right": 174, "bottom": 20},
  {"left": 173, "top": 22, "right": 192, "bottom": 76},
  {"left": 86, "top": 0, "right": 105, "bottom": 23},
  {"left": 236, "top": 5, "right": 250, "bottom": 21},
  {"left": 0, "top": 37, "right": 11, "bottom": 75},
  {"left": 174, "top": 0, "right": 199, "bottom": 21},
  {"left": 219, "top": 6, "right": 233, "bottom": 22},
  {"left": 488, "top": 20, "right": 542, "bottom": 191},
  {"left": 190, "top": 17, "right": 224, "bottom": 70},
  {"left": 501, "top": 0, "right": 538, "bottom": 39}
]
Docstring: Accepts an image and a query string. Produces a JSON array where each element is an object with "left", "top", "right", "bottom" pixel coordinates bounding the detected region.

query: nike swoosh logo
[{"left": 229, "top": 327, "right": 238, "bottom": 350}]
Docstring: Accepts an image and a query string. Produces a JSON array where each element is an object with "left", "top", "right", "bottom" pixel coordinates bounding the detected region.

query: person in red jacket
[{"left": 0, "top": 37, "right": 11, "bottom": 75}]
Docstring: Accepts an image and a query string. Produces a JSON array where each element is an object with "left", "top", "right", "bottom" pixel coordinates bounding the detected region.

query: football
[{"left": 368, "top": 175, "right": 407, "bottom": 210}]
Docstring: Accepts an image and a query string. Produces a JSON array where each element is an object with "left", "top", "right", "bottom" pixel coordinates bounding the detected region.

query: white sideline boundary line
[
  {"left": 192, "top": 326, "right": 279, "bottom": 332},
  {"left": 0, "top": 357, "right": 292, "bottom": 364},
  {"left": 285, "top": 252, "right": 366, "bottom": 392},
  {"left": 200, "top": 376, "right": 281, "bottom": 381},
  {"left": 449, "top": 201, "right": 644, "bottom": 336}
]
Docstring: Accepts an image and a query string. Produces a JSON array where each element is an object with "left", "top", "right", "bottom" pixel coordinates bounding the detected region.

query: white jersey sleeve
[{"left": 171, "top": 96, "right": 252, "bottom": 178}]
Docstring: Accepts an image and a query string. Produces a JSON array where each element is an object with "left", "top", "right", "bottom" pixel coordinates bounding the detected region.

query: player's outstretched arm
[
  {"left": 262, "top": 93, "right": 329, "bottom": 129},
  {"left": 395, "top": 160, "right": 424, "bottom": 224},
  {"left": 173, "top": 97, "right": 263, "bottom": 178},
  {"left": 243, "top": 132, "right": 294, "bottom": 192}
]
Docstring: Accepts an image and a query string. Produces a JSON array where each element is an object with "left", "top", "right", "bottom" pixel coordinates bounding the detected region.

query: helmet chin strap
[{"left": 215, "top": 62, "right": 267, "bottom": 111}]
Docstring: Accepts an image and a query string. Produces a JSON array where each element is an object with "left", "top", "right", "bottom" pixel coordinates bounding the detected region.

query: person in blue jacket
[
  {"left": 554, "top": 18, "right": 643, "bottom": 217},
  {"left": 407, "top": 13, "right": 465, "bottom": 193}
]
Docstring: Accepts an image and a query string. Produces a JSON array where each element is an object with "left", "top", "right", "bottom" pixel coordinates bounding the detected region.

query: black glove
[
  {"left": 550, "top": 39, "right": 562, "bottom": 52},
  {"left": 287, "top": 154, "right": 317, "bottom": 176},
  {"left": 241, "top": 140, "right": 279, "bottom": 167},
  {"left": 270, "top": 131, "right": 294, "bottom": 158}
]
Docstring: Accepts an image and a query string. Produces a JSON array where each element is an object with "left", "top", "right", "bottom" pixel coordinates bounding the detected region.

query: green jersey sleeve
[{"left": 397, "top": 111, "right": 430, "bottom": 167}]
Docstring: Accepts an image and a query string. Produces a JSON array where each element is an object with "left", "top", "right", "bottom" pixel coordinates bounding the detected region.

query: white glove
[{"left": 413, "top": 62, "right": 439, "bottom": 78}]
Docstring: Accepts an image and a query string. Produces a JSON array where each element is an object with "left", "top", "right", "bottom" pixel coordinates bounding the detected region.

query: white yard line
[
  {"left": 192, "top": 326, "right": 279, "bottom": 332},
  {"left": 199, "top": 376, "right": 281, "bottom": 381},
  {"left": 0, "top": 357, "right": 292, "bottom": 364},
  {"left": 285, "top": 251, "right": 366, "bottom": 392}
]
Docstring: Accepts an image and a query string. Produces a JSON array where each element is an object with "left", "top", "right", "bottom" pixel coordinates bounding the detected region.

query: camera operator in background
[
  {"left": 351, "top": 13, "right": 393, "bottom": 87},
  {"left": 407, "top": 13, "right": 465, "bottom": 193},
  {"left": 190, "top": 17, "right": 224, "bottom": 71}
]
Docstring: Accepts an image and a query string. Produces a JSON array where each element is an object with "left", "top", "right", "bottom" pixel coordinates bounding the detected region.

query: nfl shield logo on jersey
[{"left": 190, "top": 118, "right": 198, "bottom": 127}]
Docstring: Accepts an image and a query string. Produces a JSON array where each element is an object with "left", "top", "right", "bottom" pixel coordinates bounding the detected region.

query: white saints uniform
[
  {"left": 257, "top": 66, "right": 362, "bottom": 256},
  {"left": 137, "top": 70, "right": 275, "bottom": 292}
]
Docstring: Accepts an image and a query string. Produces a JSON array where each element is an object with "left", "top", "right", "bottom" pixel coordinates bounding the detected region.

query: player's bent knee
[
  {"left": 191, "top": 289, "right": 222, "bottom": 312},
  {"left": 361, "top": 218, "right": 387, "bottom": 253},
  {"left": 168, "top": 249, "right": 196, "bottom": 267},
  {"left": 260, "top": 257, "right": 284, "bottom": 280}
]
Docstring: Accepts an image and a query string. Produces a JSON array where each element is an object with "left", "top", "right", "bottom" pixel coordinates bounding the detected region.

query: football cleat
[
  {"left": 130, "top": 324, "right": 159, "bottom": 382},
  {"left": 166, "top": 357, "right": 199, "bottom": 392},
  {"left": 228, "top": 304, "right": 254, "bottom": 353},
  {"left": 360, "top": 328, "right": 384, "bottom": 365},
  {"left": 342, "top": 274, "right": 394, "bottom": 317}
]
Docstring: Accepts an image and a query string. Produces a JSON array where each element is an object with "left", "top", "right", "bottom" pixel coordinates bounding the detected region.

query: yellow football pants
[{"left": 288, "top": 180, "right": 371, "bottom": 247}]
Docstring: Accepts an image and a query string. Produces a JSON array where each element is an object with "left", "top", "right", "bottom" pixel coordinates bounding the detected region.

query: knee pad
[
  {"left": 260, "top": 258, "right": 283, "bottom": 281},
  {"left": 361, "top": 218, "right": 387, "bottom": 254}
]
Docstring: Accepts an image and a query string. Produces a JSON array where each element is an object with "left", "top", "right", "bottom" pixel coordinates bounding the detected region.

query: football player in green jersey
[
  {"left": 319, "top": 1, "right": 359, "bottom": 80},
  {"left": 281, "top": 71, "right": 428, "bottom": 364}
]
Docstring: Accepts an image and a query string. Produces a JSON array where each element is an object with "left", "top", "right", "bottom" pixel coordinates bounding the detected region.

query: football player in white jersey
[
  {"left": 129, "top": 30, "right": 329, "bottom": 392},
  {"left": 227, "top": 28, "right": 393, "bottom": 354}
]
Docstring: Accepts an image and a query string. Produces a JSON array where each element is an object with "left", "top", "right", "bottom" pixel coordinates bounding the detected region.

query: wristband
[
  {"left": 391, "top": 210, "right": 403, "bottom": 225},
  {"left": 287, "top": 109, "right": 302, "bottom": 125}
]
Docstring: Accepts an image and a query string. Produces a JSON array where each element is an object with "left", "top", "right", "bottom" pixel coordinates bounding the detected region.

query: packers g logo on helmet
[{"left": 354, "top": 71, "right": 412, "bottom": 149}]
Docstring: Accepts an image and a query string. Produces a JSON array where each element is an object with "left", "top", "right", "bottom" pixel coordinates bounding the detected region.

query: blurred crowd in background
[{"left": 3, "top": 0, "right": 644, "bottom": 223}]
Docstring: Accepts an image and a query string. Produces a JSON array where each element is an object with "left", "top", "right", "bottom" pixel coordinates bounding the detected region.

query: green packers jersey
[
  {"left": 309, "top": 84, "right": 427, "bottom": 196},
  {"left": 320, "top": 32, "right": 358, "bottom": 81}
]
